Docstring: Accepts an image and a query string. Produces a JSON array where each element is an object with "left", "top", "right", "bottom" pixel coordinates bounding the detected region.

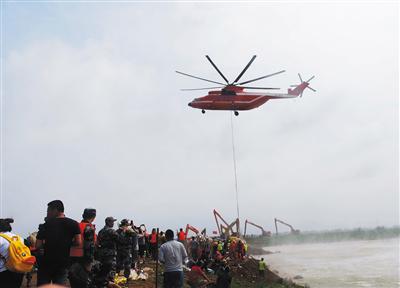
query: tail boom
[{"left": 288, "top": 82, "right": 309, "bottom": 96}]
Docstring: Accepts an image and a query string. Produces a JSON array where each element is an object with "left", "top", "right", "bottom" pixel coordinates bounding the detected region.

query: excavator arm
[
  {"left": 244, "top": 220, "right": 271, "bottom": 237},
  {"left": 224, "top": 218, "right": 240, "bottom": 237},
  {"left": 213, "top": 209, "right": 231, "bottom": 235},
  {"left": 185, "top": 224, "right": 200, "bottom": 237},
  {"left": 274, "top": 218, "right": 300, "bottom": 235},
  {"left": 213, "top": 209, "right": 240, "bottom": 237}
]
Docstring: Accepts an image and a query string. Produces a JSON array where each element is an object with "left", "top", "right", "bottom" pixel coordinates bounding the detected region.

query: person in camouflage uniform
[
  {"left": 81, "top": 208, "right": 97, "bottom": 263},
  {"left": 116, "top": 219, "right": 133, "bottom": 279},
  {"left": 96, "top": 217, "right": 119, "bottom": 287},
  {"left": 69, "top": 208, "right": 97, "bottom": 288},
  {"left": 68, "top": 261, "right": 95, "bottom": 288}
]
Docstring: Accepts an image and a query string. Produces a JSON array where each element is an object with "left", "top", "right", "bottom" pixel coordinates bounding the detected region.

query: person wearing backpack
[
  {"left": 0, "top": 218, "right": 35, "bottom": 288},
  {"left": 36, "top": 200, "right": 82, "bottom": 286}
]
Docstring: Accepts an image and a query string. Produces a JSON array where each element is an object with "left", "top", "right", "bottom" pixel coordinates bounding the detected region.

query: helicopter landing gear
[
  {"left": 234, "top": 111, "right": 239, "bottom": 116},
  {"left": 201, "top": 109, "right": 206, "bottom": 114}
]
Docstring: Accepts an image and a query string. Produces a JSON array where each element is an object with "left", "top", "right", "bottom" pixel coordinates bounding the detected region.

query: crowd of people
[{"left": 0, "top": 200, "right": 266, "bottom": 288}]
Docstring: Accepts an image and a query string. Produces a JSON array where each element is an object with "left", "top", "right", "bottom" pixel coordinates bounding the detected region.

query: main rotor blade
[
  {"left": 306, "top": 76, "right": 315, "bottom": 82},
  {"left": 181, "top": 86, "right": 223, "bottom": 91},
  {"left": 232, "top": 55, "right": 256, "bottom": 84},
  {"left": 205, "top": 55, "right": 229, "bottom": 84},
  {"left": 307, "top": 86, "right": 316, "bottom": 92},
  {"left": 237, "top": 70, "right": 286, "bottom": 85},
  {"left": 298, "top": 73, "right": 303, "bottom": 82},
  {"left": 240, "top": 86, "right": 280, "bottom": 90},
  {"left": 175, "top": 71, "right": 225, "bottom": 85}
]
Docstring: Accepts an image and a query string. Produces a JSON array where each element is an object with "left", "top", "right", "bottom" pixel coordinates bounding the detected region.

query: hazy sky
[{"left": 1, "top": 2, "right": 398, "bottom": 236}]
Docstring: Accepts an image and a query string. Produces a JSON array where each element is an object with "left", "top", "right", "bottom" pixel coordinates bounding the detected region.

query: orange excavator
[
  {"left": 213, "top": 209, "right": 240, "bottom": 238},
  {"left": 185, "top": 224, "right": 207, "bottom": 237},
  {"left": 274, "top": 218, "right": 300, "bottom": 235},
  {"left": 243, "top": 220, "right": 271, "bottom": 237}
]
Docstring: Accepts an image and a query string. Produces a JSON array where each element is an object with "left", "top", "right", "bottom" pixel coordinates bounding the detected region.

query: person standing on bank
[
  {"left": 159, "top": 229, "right": 188, "bottom": 288},
  {"left": 258, "top": 258, "right": 267, "bottom": 277},
  {"left": 96, "top": 217, "right": 119, "bottom": 287},
  {"left": 116, "top": 219, "right": 133, "bottom": 279},
  {"left": 36, "top": 200, "right": 82, "bottom": 286},
  {"left": 0, "top": 218, "right": 24, "bottom": 288},
  {"left": 137, "top": 226, "right": 147, "bottom": 264},
  {"left": 130, "top": 221, "right": 139, "bottom": 269},
  {"left": 80, "top": 208, "right": 97, "bottom": 264},
  {"left": 68, "top": 208, "right": 97, "bottom": 288}
]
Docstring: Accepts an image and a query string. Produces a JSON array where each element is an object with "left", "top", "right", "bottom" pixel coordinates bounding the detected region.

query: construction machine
[
  {"left": 274, "top": 218, "right": 300, "bottom": 235},
  {"left": 243, "top": 220, "right": 271, "bottom": 237},
  {"left": 213, "top": 209, "right": 240, "bottom": 238},
  {"left": 185, "top": 224, "right": 207, "bottom": 237}
]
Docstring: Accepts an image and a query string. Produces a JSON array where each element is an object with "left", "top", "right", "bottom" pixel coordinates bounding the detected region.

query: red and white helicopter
[{"left": 177, "top": 55, "right": 315, "bottom": 116}]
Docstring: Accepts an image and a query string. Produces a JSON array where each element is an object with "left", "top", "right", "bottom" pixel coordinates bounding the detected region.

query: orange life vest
[
  {"left": 79, "top": 222, "right": 97, "bottom": 242},
  {"left": 178, "top": 231, "right": 186, "bottom": 241},
  {"left": 70, "top": 221, "right": 96, "bottom": 257}
]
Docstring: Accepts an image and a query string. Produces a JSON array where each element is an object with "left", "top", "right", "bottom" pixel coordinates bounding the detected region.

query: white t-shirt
[
  {"left": 0, "top": 232, "right": 21, "bottom": 272},
  {"left": 159, "top": 240, "right": 188, "bottom": 272}
]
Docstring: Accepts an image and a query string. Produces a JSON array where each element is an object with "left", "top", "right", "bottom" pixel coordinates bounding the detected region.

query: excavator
[
  {"left": 185, "top": 224, "right": 207, "bottom": 237},
  {"left": 213, "top": 209, "right": 240, "bottom": 238},
  {"left": 274, "top": 218, "right": 300, "bottom": 235},
  {"left": 243, "top": 220, "right": 271, "bottom": 237}
]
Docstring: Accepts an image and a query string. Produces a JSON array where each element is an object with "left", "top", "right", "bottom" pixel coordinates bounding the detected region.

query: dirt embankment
[
  {"left": 132, "top": 258, "right": 305, "bottom": 288},
  {"left": 23, "top": 258, "right": 305, "bottom": 288},
  {"left": 225, "top": 257, "right": 305, "bottom": 288}
]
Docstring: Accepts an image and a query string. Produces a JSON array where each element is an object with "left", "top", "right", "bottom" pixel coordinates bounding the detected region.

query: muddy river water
[{"left": 263, "top": 238, "right": 399, "bottom": 288}]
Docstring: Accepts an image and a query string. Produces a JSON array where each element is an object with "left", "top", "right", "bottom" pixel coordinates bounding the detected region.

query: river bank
[{"left": 23, "top": 257, "right": 306, "bottom": 288}]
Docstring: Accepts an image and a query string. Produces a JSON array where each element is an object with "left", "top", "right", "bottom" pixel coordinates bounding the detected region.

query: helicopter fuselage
[
  {"left": 188, "top": 86, "right": 272, "bottom": 111},
  {"left": 188, "top": 92, "right": 270, "bottom": 111}
]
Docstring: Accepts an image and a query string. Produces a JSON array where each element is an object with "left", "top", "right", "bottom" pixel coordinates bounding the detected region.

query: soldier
[
  {"left": 81, "top": 209, "right": 97, "bottom": 263},
  {"left": 96, "top": 217, "right": 119, "bottom": 287},
  {"left": 69, "top": 208, "right": 97, "bottom": 288},
  {"left": 116, "top": 219, "right": 133, "bottom": 279}
]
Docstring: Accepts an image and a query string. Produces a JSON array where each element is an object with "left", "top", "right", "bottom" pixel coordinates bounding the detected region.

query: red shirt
[
  {"left": 178, "top": 231, "right": 186, "bottom": 241},
  {"left": 150, "top": 232, "right": 157, "bottom": 244},
  {"left": 191, "top": 265, "right": 202, "bottom": 274}
]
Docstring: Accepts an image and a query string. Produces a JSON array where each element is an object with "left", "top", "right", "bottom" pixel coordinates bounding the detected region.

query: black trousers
[
  {"left": 96, "top": 256, "right": 116, "bottom": 287},
  {"left": 0, "top": 270, "right": 24, "bottom": 288},
  {"left": 37, "top": 265, "right": 68, "bottom": 286},
  {"left": 116, "top": 253, "right": 131, "bottom": 279},
  {"left": 163, "top": 271, "right": 184, "bottom": 288}
]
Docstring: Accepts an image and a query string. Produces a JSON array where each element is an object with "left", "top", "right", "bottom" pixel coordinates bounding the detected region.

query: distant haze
[{"left": 1, "top": 2, "right": 398, "bottom": 236}]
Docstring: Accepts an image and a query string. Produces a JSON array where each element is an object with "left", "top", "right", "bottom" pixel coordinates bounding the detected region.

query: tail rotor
[{"left": 290, "top": 73, "right": 316, "bottom": 97}]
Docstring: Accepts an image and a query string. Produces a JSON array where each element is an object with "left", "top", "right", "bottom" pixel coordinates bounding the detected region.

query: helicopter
[{"left": 176, "top": 55, "right": 315, "bottom": 116}]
